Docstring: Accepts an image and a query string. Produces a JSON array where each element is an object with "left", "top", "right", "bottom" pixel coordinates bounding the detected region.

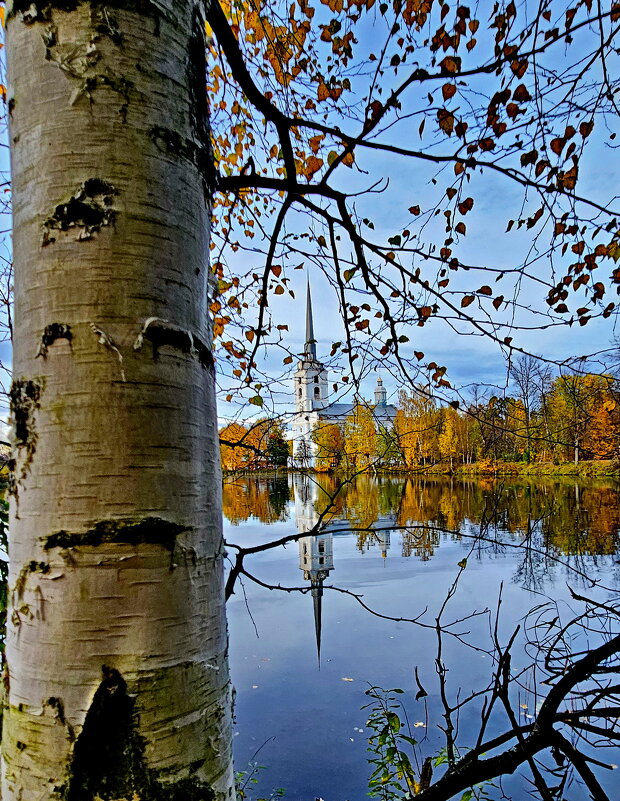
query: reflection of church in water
[
  {"left": 293, "top": 474, "right": 334, "bottom": 664},
  {"left": 292, "top": 474, "right": 391, "bottom": 663}
]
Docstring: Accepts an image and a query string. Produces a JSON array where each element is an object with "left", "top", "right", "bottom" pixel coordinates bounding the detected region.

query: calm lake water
[{"left": 224, "top": 473, "right": 620, "bottom": 801}]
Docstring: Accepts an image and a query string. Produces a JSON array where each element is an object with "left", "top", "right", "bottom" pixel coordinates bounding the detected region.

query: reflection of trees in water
[
  {"left": 223, "top": 474, "right": 620, "bottom": 569},
  {"left": 222, "top": 476, "right": 290, "bottom": 525},
  {"left": 268, "top": 477, "right": 291, "bottom": 519},
  {"left": 224, "top": 476, "right": 620, "bottom": 800},
  {"left": 401, "top": 525, "right": 441, "bottom": 561}
]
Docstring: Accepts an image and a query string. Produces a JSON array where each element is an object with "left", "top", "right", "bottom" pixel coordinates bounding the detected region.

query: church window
[
  {"left": 303, "top": 543, "right": 307, "bottom": 554},
  {"left": 319, "top": 557, "right": 324, "bottom": 565},
  {"left": 314, "top": 387, "right": 320, "bottom": 399},
  {"left": 298, "top": 388, "right": 302, "bottom": 397},
  {"left": 313, "top": 376, "right": 318, "bottom": 383},
  {"left": 318, "top": 540, "right": 325, "bottom": 553},
  {"left": 298, "top": 378, "right": 302, "bottom": 384}
]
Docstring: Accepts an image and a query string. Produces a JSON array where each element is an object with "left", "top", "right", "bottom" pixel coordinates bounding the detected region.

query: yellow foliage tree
[
  {"left": 438, "top": 407, "right": 459, "bottom": 469},
  {"left": 219, "top": 422, "right": 249, "bottom": 471},
  {"left": 344, "top": 402, "right": 377, "bottom": 471},
  {"left": 394, "top": 390, "right": 438, "bottom": 468},
  {"left": 311, "top": 422, "right": 344, "bottom": 471}
]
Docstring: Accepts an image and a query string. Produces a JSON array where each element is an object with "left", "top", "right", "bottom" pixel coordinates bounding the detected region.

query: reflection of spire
[
  {"left": 305, "top": 280, "right": 317, "bottom": 360},
  {"left": 312, "top": 580, "right": 323, "bottom": 667},
  {"left": 299, "top": 537, "right": 332, "bottom": 666},
  {"left": 295, "top": 476, "right": 333, "bottom": 666}
]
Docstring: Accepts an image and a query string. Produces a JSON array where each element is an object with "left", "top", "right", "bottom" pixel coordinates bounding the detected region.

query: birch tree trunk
[{"left": 2, "top": 0, "right": 234, "bottom": 797}]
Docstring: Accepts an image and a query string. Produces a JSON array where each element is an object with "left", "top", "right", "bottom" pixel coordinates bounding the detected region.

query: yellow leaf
[
  {"left": 317, "top": 83, "right": 329, "bottom": 102},
  {"left": 305, "top": 155, "right": 324, "bottom": 179},
  {"left": 309, "top": 134, "right": 324, "bottom": 154},
  {"left": 442, "top": 83, "right": 457, "bottom": 100}
]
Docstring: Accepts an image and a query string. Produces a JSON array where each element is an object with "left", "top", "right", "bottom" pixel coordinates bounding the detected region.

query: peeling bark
[
  {"left": 3, "top": 0, "right": 233, "bottom": 796},
  {"left": 42, "top": 179, "right": 118, "bottom": 246},
  {"left": 36, "top": 323, "right": 73, "bottom": 358}
]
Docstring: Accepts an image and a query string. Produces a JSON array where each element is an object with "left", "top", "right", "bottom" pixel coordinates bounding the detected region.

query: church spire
[{"left": 304, "top": 280, "right": 317, "bottom": 360}]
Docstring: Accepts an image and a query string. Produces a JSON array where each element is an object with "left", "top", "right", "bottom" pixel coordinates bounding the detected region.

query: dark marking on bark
[
  {"left": 46, "top": 697, "right": 76, "bottom": 742},
  {"left": 150, "top": 126, "right": 215, "bottom": 193},
  {"left": 73, "top": 74, "right": 132, "bottom": 120},
  {"left": 40, "top": 19, "right": 132, "bottom": 117},
  {"left": 41, "top": 20, "right": 57, "bottom": 47},
  {"left": 11, "top": 0, "right": 80, "bottom": 24},
  {"left": 14, "top": 560, "right": 50, "bottom": 598},
  {"left": 9, "top": 0, "right": 162, "bottom": 31},
  {"left": 187, "top": 13, "right": 215, "bottom": 200},
  {"left": 9, "top": 378, "right": 43, "bottom": 488},
  {"left": 90, "top": 5, "right": 123, "bottom": 44},
  {"left": 10, "top": 379, "right": 41, "bottom": 448},
  {"left": 6, "top": 457, "right": 18, "bottom": 502},
  {"left": 36, "top": 323, "right": 73, "bottom": 358},
  {"left": 44, "top": 517, "right": 189, "bottom": 552},
  {"left": 134, "top": 318, "right": 214, "bottom": 371},
  {"left": 16, "top": 740, "right": 27, "bottom": 751},
  {"left": 67, "top": 666, "right": 215, "bottom": 801},
  {"left": 42, "top": 179, "right": 118, "bottom": 245}
]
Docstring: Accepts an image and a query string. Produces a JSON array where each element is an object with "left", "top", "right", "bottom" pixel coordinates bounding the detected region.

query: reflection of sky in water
[{"left": 225, "top": 475, "right": 620, "bottom": 801}]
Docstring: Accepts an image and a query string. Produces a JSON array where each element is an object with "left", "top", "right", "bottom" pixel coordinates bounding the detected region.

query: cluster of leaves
[
  {"left": 364, "top": 685, "right": 421, "bottom": 798},
  {"left": 363, "top": 685, "right": 495, "bottom": 800},
  {"left": 235, "top": 762, "right": 286, "bottom": 801}
]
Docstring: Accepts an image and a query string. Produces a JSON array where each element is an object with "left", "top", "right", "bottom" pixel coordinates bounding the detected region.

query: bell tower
[
  {"left": 293, "top": 281, "right": 329, "bottom": 413},
  {"left": 374, "top": 376, "right": 387, "bottom": 407}
]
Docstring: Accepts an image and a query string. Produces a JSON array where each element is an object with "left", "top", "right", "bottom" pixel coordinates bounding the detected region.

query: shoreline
[{"left": 224, "top": 460, "right": 620, "bottom": 479}]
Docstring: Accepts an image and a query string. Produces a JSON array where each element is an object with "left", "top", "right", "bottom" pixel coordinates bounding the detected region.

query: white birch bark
[{"left": 2, "top": 0, "right": 234, "bottom": 797}]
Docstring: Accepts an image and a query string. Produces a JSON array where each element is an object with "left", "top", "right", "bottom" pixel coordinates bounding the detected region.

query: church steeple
[{"left": 304, "top": 280, "right": 317, "bottom": 360}]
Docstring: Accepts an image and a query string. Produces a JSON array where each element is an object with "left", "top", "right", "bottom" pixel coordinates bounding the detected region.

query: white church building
[{"left": 289, "top": 284, "right": 397, "bottom": 468}]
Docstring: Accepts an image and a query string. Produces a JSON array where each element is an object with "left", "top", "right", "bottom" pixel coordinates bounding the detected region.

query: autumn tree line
[
  {"left": 221, "top": 358, "right": 620, "bottom": 472},
  {"left": 316, "top": 370, "right": 620, "bottom": 471}
]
